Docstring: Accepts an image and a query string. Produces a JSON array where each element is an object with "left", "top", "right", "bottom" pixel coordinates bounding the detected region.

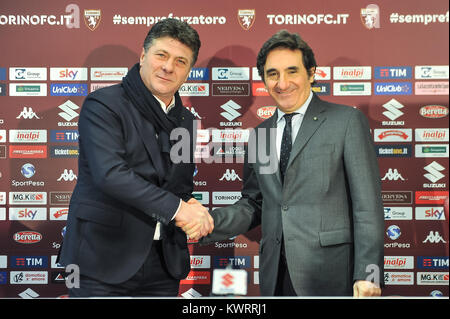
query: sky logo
[
  {"left": 188, "top": 68, "right": 209, "bottom": 80},
  {"left": 374, "top": 67, "right": 412, "bottom": 79}
]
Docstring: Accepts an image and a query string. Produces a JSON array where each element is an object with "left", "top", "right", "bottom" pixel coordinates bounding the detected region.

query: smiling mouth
[
  {"left": 276, "top": 90, "right": 294, "bottom": 96},
  {"left": 157, "top": 75, "right": 172, "bottom": 82}
]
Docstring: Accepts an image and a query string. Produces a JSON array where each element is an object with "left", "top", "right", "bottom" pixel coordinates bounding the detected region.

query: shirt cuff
[{"left": 171, "top": 199, "right": 182, "bottom": 221}]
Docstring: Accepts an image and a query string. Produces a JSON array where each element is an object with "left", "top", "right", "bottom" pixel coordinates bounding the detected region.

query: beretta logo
[
  {"left": 257, "top": 106, "right": 276, "bottom": 120},
  {"left": 419, "top": 105, "right": 448, "bottom": 119},
  {"left": 14, "top": 231, "right": 42, "bottom": 244}
]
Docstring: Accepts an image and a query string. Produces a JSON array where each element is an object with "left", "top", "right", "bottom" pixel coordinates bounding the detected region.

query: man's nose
[
  {"left": 277, "top": 72, "right": 289, "bottom": 90},
  {"left": 162, "top": 59, "right": 175, "bottom": 73}
]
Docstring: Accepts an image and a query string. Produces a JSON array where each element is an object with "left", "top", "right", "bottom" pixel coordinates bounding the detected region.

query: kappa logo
[
  {"left": 424, "top": 161, "right": 445, "bottom": 183},
  {"left": 423, "top": 231, "right": 446, "bottom": 243},
  {"left": 57, "top": 169, "right": 78, "bottom": 182},
  {"left": 84, "top": 9, "right": 101, "bottom": 31},
  {"left": 219, "top": 169, "right": 242, "bottom": 182},
  {"left": 220, "top": 100, "right": 241, "bottom": 121},
  {"left": 17, "top": 107, "right": 40, "bottom": 119},
  {"left": 382, "top": 168, "right": 406, "bottom": 181},
  {"left": 382, "top": 99, "right": 404, "bottom": 121},
  {"left": 238, "top": 9, "right": 255, "bottom": 30}
]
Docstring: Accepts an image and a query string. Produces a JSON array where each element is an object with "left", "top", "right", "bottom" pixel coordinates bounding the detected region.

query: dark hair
[
  {"left": 143, "top": 18, "right": 201, "bottom": 66},
  {"left": 256, "top": 30, "right": 317, "bottom": 83}
]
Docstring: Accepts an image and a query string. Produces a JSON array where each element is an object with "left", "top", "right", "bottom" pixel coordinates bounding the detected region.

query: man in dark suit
[
  {"left": 58, "top": 18, "right": 213, "bottom": 297},
  {"left": 182, "top": 30, "right": 384, "bottom": 297}
]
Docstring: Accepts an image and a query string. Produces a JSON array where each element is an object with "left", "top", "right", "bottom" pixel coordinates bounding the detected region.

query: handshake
[{"left": 174, "top": 198, "right": 214, "bottom": 241}]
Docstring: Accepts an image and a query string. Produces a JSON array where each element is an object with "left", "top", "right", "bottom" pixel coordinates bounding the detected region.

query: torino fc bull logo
[
  {"left": 238, "top": 9, "right": 255, "bottom": 30},
  {"left": 360, "top": 4, "right": 380, "bottom": 29},
  {"left": 84, "top": 9, "right": 101, "bottom": 31}
]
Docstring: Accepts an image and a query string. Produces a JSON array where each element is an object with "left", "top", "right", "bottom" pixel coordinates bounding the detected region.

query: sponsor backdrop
[{"left": 0, "top": 0, "right": 448, "bottom": 298}]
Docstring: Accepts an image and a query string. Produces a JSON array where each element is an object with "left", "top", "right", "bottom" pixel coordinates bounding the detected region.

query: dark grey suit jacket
[{"left": 202, "top": 94, "right": 384, "bottom": 296}]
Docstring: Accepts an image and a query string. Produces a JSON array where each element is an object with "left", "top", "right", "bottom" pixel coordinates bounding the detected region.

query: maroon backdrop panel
[{"left": 0, "top": 0, "right": 448, "bottom": 298}]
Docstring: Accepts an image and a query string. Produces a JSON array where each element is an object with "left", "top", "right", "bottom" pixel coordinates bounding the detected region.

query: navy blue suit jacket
[{"left": 58, "top": 84, "right": 195, "bottom": 284}]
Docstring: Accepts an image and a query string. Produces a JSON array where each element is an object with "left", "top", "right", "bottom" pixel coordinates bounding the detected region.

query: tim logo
[
  {"left": 214, "top": 256, "right": 250, "bottom": 269},
  {"left": 375, "top": 67, "right": 412, "bottom": 80},
  {"left": 188, "top": 68, "right": 209, "bottom": 81},
  {"left": 11, "top": 256, "right": 48, "bottom": 268}
]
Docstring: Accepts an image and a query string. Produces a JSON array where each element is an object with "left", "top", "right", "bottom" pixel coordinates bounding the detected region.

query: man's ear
[
  {"left": 308, "top": 67, "right": 316, "bottom": 83},
  {"left": 139, "top": 47, "right": 146, "bottom": 67}
]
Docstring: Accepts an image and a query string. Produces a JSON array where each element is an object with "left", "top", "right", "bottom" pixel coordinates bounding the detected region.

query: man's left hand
[{"left": 353, "top": 280, "right": 381, "bottom": 297}]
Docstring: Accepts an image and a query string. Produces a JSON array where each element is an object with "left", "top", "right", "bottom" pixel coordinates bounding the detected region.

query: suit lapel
[
  {"left": 287, "top": 94, "right": 327, "bottom": 169},
  {"left": 128, "top": 107, "right": 166, "bottom": 185},
  {"left": 260, "top": 112, "right": 282, "bottom": 187}
]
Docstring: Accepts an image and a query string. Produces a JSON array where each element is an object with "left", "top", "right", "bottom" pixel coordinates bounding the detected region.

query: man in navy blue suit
[{"left": 58, "top": 18, "right": 213, "bottom": 297}]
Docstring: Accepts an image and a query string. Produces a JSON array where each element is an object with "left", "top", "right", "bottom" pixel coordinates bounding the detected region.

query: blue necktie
[{"left": 280, "top": 113, "right": 297, "bottom": 184}]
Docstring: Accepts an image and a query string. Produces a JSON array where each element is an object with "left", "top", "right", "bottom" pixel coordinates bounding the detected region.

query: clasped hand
[{"left": 175, "top": 198, "right": 213, "bottom": 240}]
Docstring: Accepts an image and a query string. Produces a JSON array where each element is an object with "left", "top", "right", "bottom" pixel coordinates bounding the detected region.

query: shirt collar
[
  {"left": 153, "top": 95, "right": 176, "bottom": 114},
  {"left": 276, "top": 90, "right": 313, "bottom": 124}
]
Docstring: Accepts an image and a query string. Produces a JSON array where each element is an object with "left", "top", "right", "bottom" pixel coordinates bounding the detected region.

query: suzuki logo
[
  {"left": 220, "top": 100, "right": 241, "bottom": 121},
  {"left": 424, "top": 161, "right": 445, "bottom": 183},
  {"left": 221, "top": 273, "right": 234, "bottom": 287},
  {"left": 58, "top": 100, "right": 79, "bottom": 121},
  {"left": 382, "top": 99, "right": 404, "bottom": 120}
]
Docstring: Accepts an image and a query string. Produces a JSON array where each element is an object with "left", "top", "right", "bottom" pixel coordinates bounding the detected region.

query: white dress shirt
[
  {"left": 152, "top": 95, "right": 182, "bottom": 240},
  {"left": 275, "top": 90, "right": 313, "bottom": 162}
]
